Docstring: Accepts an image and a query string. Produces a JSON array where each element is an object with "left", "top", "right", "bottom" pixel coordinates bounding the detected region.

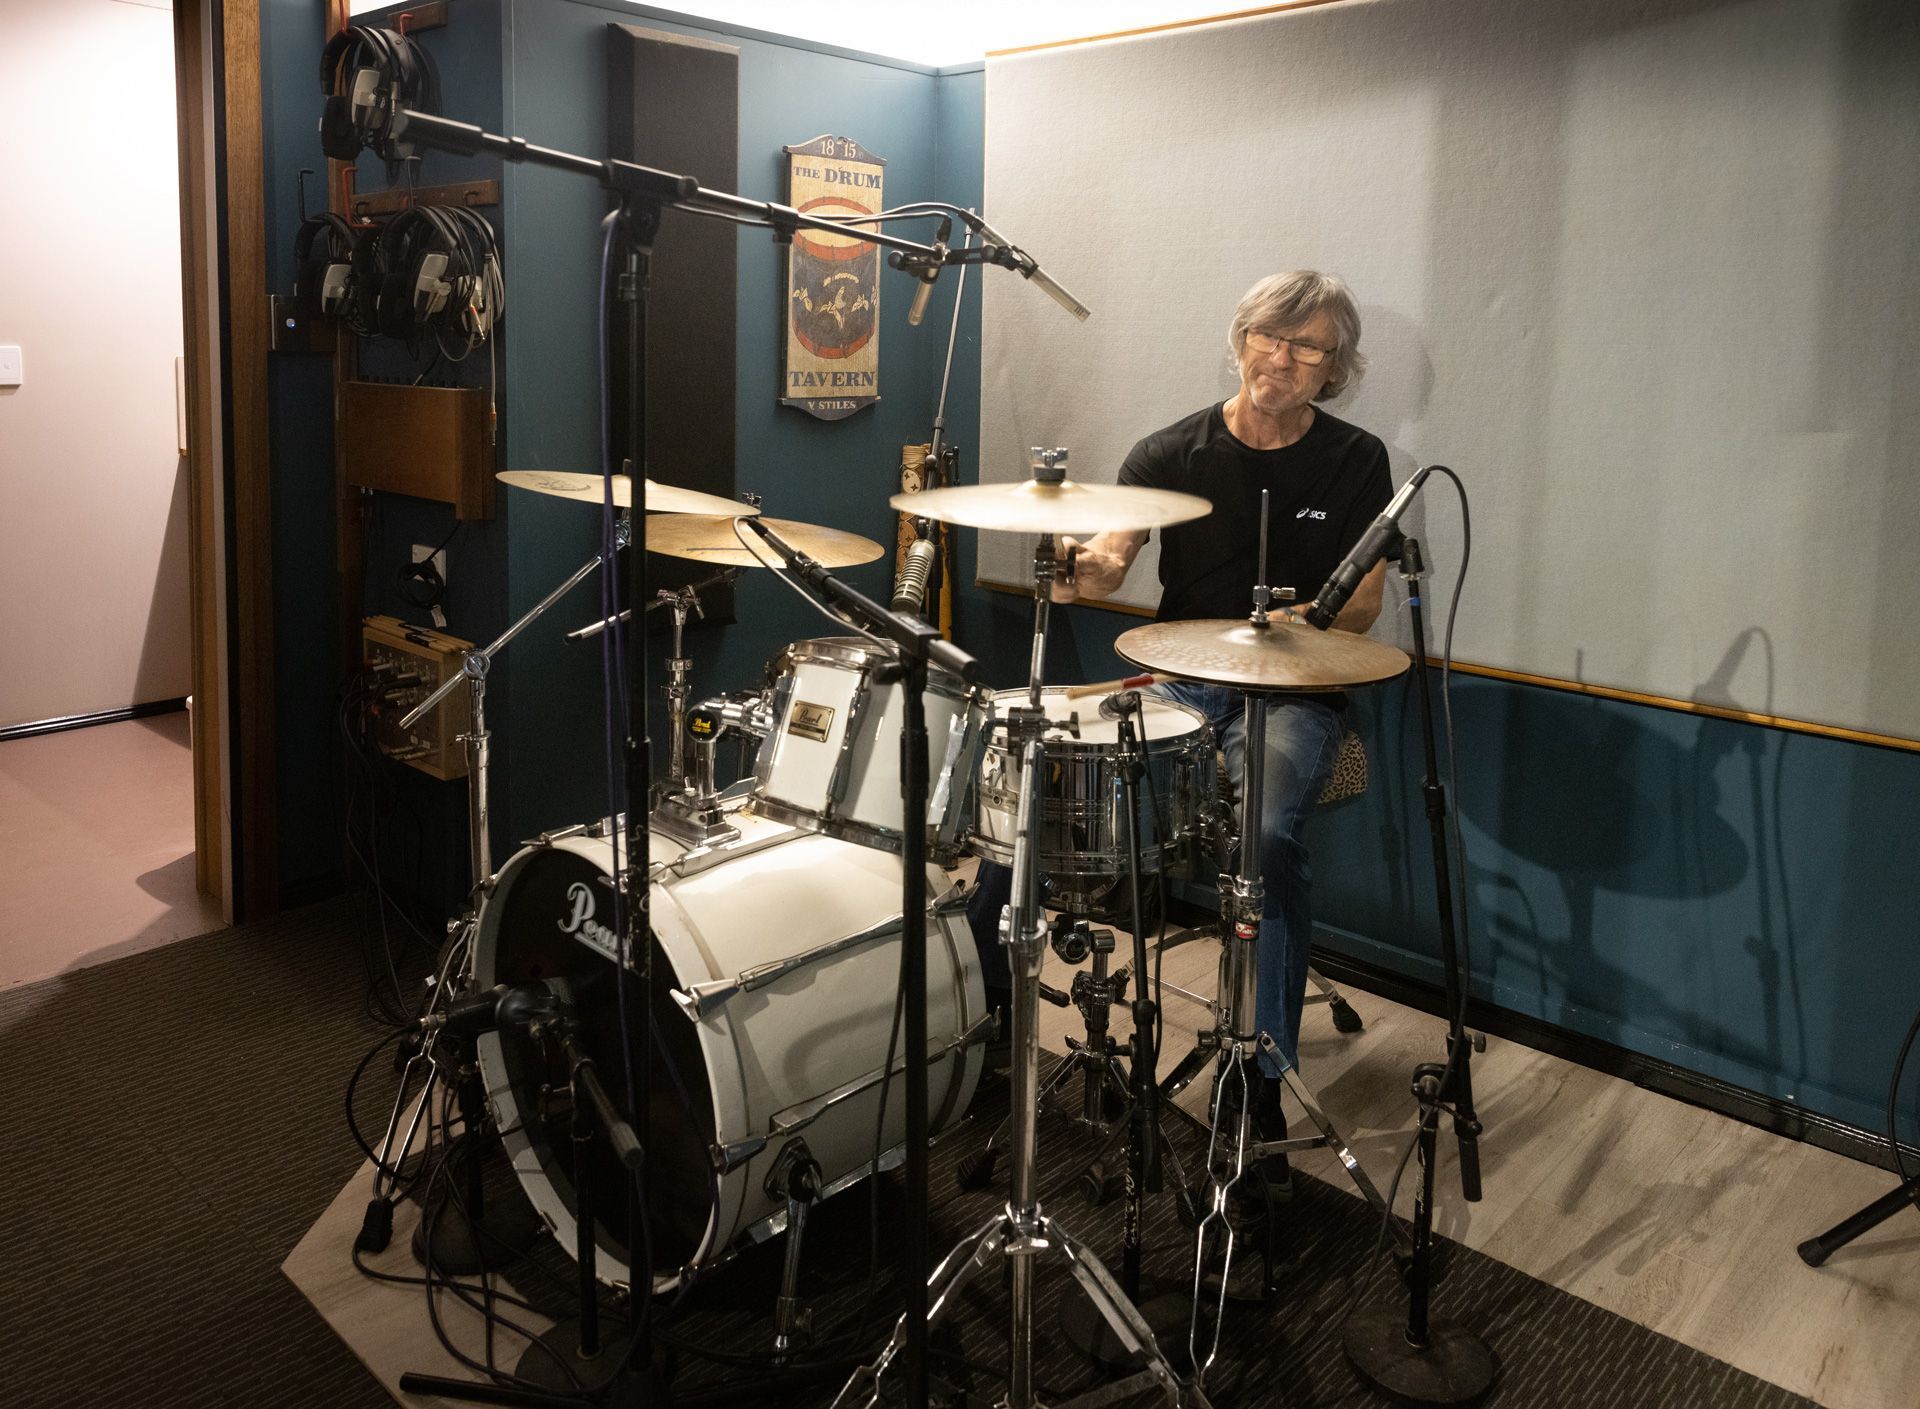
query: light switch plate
[{"left": 0, "top": 346, "right": 21, "bottom": 387}]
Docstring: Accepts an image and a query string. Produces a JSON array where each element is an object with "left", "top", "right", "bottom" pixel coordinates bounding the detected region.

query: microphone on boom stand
[
  {"left": 892, "top": 530, "right": 939, "bottom": 614},
  {"left": 1304, "top": 464, "right": 1436, "bottom": 629}
]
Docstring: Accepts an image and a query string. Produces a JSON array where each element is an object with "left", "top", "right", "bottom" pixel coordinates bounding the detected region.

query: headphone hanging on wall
[
  {"left": 291, "top": 211, "right": 365, "bottom": 327},
  {"left": 366, "top": 203, "right": 505, "bottom": 358},
  {"left": 319, "top": 25, "right": 439, "bottom": 164}
]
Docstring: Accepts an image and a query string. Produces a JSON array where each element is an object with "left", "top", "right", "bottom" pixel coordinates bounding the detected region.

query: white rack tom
[{"left": 751, "top": 636, "right": 983, "bottom": 860}]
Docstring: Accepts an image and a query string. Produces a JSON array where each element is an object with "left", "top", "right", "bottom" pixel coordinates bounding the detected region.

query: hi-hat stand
[
  {"left": 838, "top": 479, "right": 1210, "bottom": 1409},
  {"left": 1172, "top": 494, "right": 1404, "bottom": 1384}
]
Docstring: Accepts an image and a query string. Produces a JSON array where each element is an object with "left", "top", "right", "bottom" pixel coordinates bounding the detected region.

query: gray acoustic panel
[{"left": 981, "top": 0, "right": 1920, "bottom": 739}]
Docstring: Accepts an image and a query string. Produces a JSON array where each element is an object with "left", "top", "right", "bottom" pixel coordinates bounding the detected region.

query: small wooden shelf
[{"left": 340, "top": 379, "right": 494, "bottom": 519}]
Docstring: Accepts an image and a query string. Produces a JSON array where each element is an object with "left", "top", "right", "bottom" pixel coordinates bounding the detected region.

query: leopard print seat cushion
[{"left": 1215, "top": 728, "right": 1369, "bottom": 809}]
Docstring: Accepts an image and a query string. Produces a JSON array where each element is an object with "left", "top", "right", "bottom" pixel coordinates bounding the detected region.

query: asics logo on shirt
[{"left": 1295, "top": 508, "right": 1327, "bottom": 520}]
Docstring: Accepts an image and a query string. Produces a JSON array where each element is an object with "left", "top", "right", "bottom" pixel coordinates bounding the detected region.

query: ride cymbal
[
  {"left": 891, "top": 479, "right": 1210, "bottom": 534},
  {"left": 1115, "top": 618, "right": 1410, "bottom": 693},
  {"left": 648, "top": 515, "right": 885, "bottom": 569},
  {"left": 497, "top": 470, "right": 760, "bottom": 517}
]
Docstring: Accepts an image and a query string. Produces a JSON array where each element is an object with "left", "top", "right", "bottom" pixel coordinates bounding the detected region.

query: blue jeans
[
  {"left": 1154, "top": 684, "right": 1341, "bottom": 1075},
  {"left": 966, "top": 686, "right": 1341, "bottom": 1074}
]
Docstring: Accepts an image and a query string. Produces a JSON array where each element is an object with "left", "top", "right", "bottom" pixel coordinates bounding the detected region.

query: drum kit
[{"left": 383, "top": 450, "right": 1416, "bottom": 1408}]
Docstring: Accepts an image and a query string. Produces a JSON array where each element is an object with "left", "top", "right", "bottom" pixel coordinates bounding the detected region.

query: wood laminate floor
[
  {"left": 0, "top": 713, "right": 222, "bottom": 989},
  {"left": 1035, "top": 930, "right": 1920, "bottom": 1409}
]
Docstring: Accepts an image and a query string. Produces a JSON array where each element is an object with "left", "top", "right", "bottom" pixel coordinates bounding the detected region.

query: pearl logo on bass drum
[{"left": 559, "top": 881, "right": 620, "bottom": 959}]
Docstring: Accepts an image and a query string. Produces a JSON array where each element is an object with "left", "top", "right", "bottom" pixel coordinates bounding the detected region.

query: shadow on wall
[
  {"left": 1440, "top": 671, "right": 1789, "bottom": 1071},
  {"left": 134, "top": 454, "right": 194, "bottom": 706}
]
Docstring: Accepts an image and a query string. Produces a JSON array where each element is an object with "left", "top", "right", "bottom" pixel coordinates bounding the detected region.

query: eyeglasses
[{"left": 1243, "top": 329, "right": 1333, "bottom": 365}]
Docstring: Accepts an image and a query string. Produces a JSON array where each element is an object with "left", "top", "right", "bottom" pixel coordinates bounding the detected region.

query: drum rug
[
  {"left": 499, "top": 1070, "right": 1817, "bottom": 1409},
  {"left": 0, "top": 900, "right": 1818, "bottom": 1409}
]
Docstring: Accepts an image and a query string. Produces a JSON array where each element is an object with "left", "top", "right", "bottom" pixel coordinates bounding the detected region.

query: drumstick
[{"left": 1064, "top": 672, "right": 1162, "bottom": 700}]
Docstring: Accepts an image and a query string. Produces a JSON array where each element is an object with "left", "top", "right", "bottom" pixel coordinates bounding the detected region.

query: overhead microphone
[
  {"left": 971, "top": 215, "right": 1090, "bottom": 322},
  {"left": 906, "top": 217, "right": 951, "bottom": 328},
  {"left": 892, "top": 533, "right": 939, "bottom": 614},
  {"left": 1304, "top": 465, "right": 1440, "bottom": 630}
]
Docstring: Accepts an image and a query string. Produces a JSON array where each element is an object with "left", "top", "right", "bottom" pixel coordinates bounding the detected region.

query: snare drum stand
[{"left": 839, "top": 520, "right": 1209, "bottom": 1409}]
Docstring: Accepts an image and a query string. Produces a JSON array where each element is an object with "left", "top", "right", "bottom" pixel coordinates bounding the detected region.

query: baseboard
[
  {"left": 0, "top": 697, "right": 190, "bottom": 743},
  {"left": 279, "top": 870, "right": 348, "bottom": 912},
  {"left": 1302, "top": 942, "right": 1918, "bottom": 1175}
]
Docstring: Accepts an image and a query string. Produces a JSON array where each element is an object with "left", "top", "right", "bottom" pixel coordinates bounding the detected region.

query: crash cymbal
[
  {"left": 647, "top": 514, "right": 885, "bottom": 569},
  {"left": 1115, "top": 617, "right": 1410, "bottom": 693},
  {"left": 497, "top": 470, "right": 760, "bottom": 518},
  {"left": 891, "top": 479, "right": 1210, "bottom": 534}
]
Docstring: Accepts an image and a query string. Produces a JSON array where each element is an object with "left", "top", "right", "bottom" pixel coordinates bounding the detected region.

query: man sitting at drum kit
[{"left": 969, "top": 270, "right": 1392, "bottom": 1186}]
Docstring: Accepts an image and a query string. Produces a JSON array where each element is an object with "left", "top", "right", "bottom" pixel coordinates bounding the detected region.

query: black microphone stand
[
  {"left": 739, "top": 516, "right": 981, "bottom": 1409},
  {"left": 400, "top": 1008, "right": 650, "bottom": 1407},
  {"left": 374, "top": 105, "right": 961, "bottom": 1409},
  {"left": 1342, "top": 535, "right": 1495, "bottom": 1405}
]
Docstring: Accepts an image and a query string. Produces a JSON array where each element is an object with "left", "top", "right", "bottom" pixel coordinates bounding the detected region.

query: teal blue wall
[
  {"left": 261, "top": 2, "right": 1918, "bottom": 1141},
  {"left": 493, "top": 0, "right": 963, "bottom": 844}
]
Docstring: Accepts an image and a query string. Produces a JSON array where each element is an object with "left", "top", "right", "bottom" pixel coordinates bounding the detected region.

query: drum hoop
[
  {"left": 983, "top": 690, "right": 1211, "bottom": 756},
  {"left": 749, "top": 794, "right": 968, "bottom": 866},
  {"left": 787, "top": 636, "right": 971, "bottom": 699}
]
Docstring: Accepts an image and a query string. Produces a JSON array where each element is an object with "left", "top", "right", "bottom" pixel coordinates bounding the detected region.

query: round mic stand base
[
  {"left": 1059, "top": 1282, "right": 1191, "bottom": 1375},
  {"left": 1342, "top": 1309, "right": 1495, "bottom": 1408}
]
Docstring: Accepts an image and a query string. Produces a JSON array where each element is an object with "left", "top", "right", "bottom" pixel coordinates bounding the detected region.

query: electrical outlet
[{"left": 411, "top": 543, "right": 447, "bottom": 589}]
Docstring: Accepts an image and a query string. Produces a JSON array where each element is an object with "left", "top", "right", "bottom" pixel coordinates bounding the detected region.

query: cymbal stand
[
  {"left": 400, "top": 515, "right": 633, "bottom": 889},
  {"left": 839, "top": 499, "right": 1208, "bottom": 1409},
  {"left": 374, "top": 528, "right": 630, "bottom": 1272},
  {"left": 1182, "top": 499, "right": 1402, "bottom": 1384}
]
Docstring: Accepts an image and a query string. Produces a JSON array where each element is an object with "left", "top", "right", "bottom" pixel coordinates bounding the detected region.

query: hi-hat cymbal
[
  {"left": 891, "top": 479, "right": 1210, "bottom": 534},
  {"left": 497, "top": 470, "right": 760, "bottom": 518},
  {"left": 647, "top": 515, "right": 885, "bottom": 569},
  {"left": 1115, "top": 618, "right": 1410, "bottom": 693}
]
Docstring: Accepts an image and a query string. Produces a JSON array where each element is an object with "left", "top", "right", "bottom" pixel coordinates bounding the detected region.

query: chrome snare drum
[
  {"left": 970, "top": 688, "right": 1215, "bottom": 888},
  {"left": 751, "top": 636, "right": 983, "bottom": 860}
]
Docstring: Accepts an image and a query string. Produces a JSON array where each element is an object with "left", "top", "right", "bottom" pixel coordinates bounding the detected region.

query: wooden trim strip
[
  {"left": 223, "top": 0, "right": 279, "bottom": 921},
  {"left": 349, "top": 178, "right": 502, "bottom": 220},
  {"left": 1443, "top": 660, "right": 1920, "bottom": 754},
  {"left": 987, "top": 0, "right": 1354, "bottom": 59},
  {"left": 974, "top": 578, "right": 1920, "bottom": 750}
]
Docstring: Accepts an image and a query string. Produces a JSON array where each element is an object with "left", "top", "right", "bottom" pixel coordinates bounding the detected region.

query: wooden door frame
[{"left": 174, "top": 0, "right": 277, "bottom": 924}]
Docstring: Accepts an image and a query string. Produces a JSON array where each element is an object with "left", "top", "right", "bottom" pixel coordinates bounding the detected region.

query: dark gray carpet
[
  {"left": 0, "top": 900, "right": 1817, "bottom": 1409},
  {"left": 0, "top": 898, "right": 401, "bottom": 1409}
]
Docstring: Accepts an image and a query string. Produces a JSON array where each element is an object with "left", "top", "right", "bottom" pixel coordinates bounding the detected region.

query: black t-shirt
[{"left": 1119, "top": 403, "right": 1393, "bottom": 623}]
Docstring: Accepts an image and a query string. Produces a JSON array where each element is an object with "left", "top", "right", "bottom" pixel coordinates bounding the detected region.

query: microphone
[
  {"left": 421, "top": 981, "right": 562, "bottom": 1036},
  {"left": 971, "top": 215, "right": 1091, "bottom": 322},
  {"left": 892, "top": 533, "right": 938, "bottom": 614},
  {"left": 1098, "top": 689, "right": 1142, "bottom": 721},
  {"left": 906, "top": 217, "right": 951, "bottom": 328},
  {"left": 1304, "top": 465, "right": 1438, "bottom": 630}
]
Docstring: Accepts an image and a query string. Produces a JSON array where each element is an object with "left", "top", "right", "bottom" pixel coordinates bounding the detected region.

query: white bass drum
[{"left": 474, "top": 807, "right": 985, "bottom": 1290}]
